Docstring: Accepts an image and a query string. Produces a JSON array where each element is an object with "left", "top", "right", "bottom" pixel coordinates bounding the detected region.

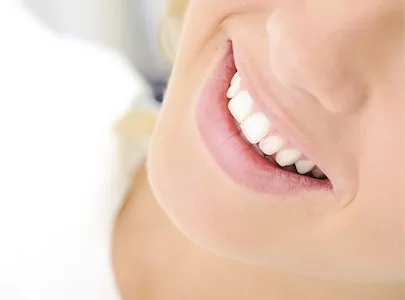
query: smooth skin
[{"left": 114, "top": 0, "right": 404, "bottom": 299}]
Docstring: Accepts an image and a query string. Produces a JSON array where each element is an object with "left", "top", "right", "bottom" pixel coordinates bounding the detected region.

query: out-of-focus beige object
[
  {"left": 159, "top": 0, "right": 188, "bottom": 60},
  {"left": 116, "top": 110, "right": 157, "bottom": 138}
]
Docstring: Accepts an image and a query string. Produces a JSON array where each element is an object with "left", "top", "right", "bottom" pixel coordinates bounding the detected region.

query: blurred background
[{"left": 24, "top": 0, "right": 171, "bottom": 102}]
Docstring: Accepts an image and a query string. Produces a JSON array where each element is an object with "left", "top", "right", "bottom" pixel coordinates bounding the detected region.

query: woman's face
[{"left": 149, "top": 0, "right": 404, "bottom": 281}]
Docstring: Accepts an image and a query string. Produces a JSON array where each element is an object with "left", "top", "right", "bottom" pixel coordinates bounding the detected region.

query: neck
[{"left": 112, "top": 164, "right": 404, "bottom": 300}]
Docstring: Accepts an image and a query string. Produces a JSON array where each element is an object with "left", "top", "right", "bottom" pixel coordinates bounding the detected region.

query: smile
[{"left": 196, "top": 41, "right": 332, "bottom": 194}]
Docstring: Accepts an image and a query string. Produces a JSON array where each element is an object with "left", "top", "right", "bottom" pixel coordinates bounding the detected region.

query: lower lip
[{"left": 196, "top": 42, "right": 332, "bottom": 195}]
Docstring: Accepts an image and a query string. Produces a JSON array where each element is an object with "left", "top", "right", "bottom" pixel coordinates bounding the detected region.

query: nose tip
[{"left": 266, "top": 12, "right": 368, "bottom": 114}]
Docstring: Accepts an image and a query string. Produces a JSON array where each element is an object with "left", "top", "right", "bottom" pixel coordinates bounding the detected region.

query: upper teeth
[
  {"left": 228, "top": 91, "right": 254, "bottom": 123},
  {"left": 295, "top": 159, "right": 316, "bottom": 175},
  {"left": 259, "top": 135, "right": 284, "bottom": 155},
  {"left": 226, "top": 71, "right": 325, "bottom": 178},
  {"left": 227, "top": 72, "right": 242, "bottom": 98},
  {"left": 240, "top": 112, "right": 272, "bottom": 144},
  {"left": 275, "top": 148, "right": 302, "bottom": 167}
]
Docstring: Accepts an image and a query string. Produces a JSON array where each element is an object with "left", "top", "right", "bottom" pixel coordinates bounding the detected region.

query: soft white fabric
[{"left": 0, "top": 2, "right": 154, "bottom": 299}]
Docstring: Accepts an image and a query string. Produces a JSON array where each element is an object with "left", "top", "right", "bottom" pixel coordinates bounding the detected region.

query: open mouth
[
  {"left": 196, "top": 42, "right": 332, "bottom": 194},
  {"left": 227, "top": 71, "right": 326, "bottom": 179}
]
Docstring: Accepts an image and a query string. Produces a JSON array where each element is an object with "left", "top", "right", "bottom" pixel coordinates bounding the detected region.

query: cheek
[
  {"left": 352, "top": 96, "right": 405, "bottom": 277},
  {"left": 147, "top": 98, "right": 339, "bottom": 274}
]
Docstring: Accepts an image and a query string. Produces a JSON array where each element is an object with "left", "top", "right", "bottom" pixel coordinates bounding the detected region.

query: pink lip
[{"left": 196, "top": 41, "right": 332, "bottom": 194}]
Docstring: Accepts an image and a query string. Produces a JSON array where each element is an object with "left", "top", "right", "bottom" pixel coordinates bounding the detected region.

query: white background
[{"left": 24, "top": 0, "right": 171, "bottom": 81}]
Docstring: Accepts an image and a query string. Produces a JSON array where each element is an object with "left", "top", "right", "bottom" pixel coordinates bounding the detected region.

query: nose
[{"left": 266, "top": 1, "right": 402, "bottom": 113}]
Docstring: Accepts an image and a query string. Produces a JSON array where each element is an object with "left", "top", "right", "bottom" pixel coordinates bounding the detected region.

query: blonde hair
[{"left": 160, "top": 0, "right": 188, "bottom": 60}]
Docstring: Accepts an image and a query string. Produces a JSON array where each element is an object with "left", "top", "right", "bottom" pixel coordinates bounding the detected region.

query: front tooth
[
  {"left": 231, "top": 72, "right": 241, "bottom": 85},
  {"left": 227, "top": 73, "right": 242, "bottom": 99},
  {"left": 240, "top": 113, "right": 271, "bottom": 144},
  {"left": 276, "top": 148, "right": 302, "bottom": 167},
  {"left": 312, "top": 167, "right": 325, "bottom": 178},
  {"left": 295, "top": 160, "right": 315, "bottom": 174},
  {"left": 228, "top": 91, "right": 254, "bottom": 123},
  {"left": 259, "top": 136, "right": 284, "bottom": 155}
]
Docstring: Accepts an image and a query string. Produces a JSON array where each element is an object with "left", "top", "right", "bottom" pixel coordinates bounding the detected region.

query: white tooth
[
  {"left": 227, "top": 74, "right": 242, "bottom": 99},
  {"left": 241, "top": 113, "right": 272, "bottom": 144},
  {"left": 259, "top": 136, "right": 284, "bottom": 155},
  {"left": 228, "top": 91, "right": 254, "bottom": 123},
  {"left": 275, "top": 148, "right": 302, "bottom": 167},
  {"left": 295, "top": 160, "right": 316, "bottom": 174},
  {"left": 312, "top": 167, "right": 325, "bottom": 178},
  {"left": 231, "top": 72, "right": 240, "bottom": 85}
]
